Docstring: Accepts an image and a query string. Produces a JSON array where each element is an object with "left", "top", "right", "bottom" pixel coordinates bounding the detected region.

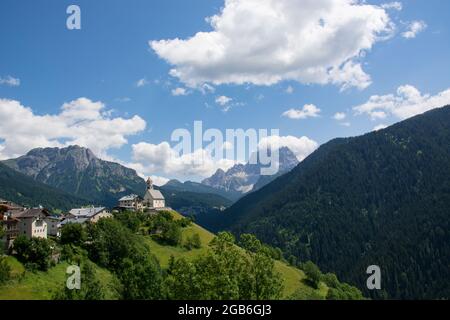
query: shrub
[
  {"left": 53, "top": 261, "right": 105, "bottom": 300},
  {"left": 184, "top": 233, "right": 201, "bottom": 250},
  {"left": 13, "top": 236, "right": 53, "bottom": 271},
  {"left": 60, "top": 223, "right": 86, "bottom": 246},
  {"left": 302, "top": 261, "right": 322, "bottom": 289},
  {"left": 0, "top": 257, "right": 11, "bottom": 285},
  {"left": 178, "top": 217, "right": 193, "bottom": 228}
]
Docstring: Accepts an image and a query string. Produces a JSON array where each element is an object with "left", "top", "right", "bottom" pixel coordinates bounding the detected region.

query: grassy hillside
[
  {"left": 0, "top": 211, "right": 330, "bottom": 300},
  {"left": 145, "top": 211, "right": 328, "bottom": 299},
  {"left": 0, "top": 257, "right": 117, "bottom": 300}
]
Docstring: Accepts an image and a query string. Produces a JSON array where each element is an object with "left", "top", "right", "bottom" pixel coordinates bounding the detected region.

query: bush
[
  {"left": 60, "top": 244, "right": 87, "bottom": 265},
  {"left": 60, "top": 223, "right": 86, "bottom": 246},
  {"left": 158, "top": 223, "right": 182, "bottom": 246},
  {"left": 53, "top": 261, "right": 105, "bottom": 300},
  {"left": 326, "top": 284, "right": 364, "bottom": 300},
  {"left": 302, "top": 261, "right": 322, "bottom": 289},
  {"left": 322, "top": 272, "right": 340, "bottom": 289},
  {"left": 13, "top": 236, "right": 53, "bottom": 271},
  {"left": 178, "top": 217, "right": 193, "bottom": 228},
  {"left": 184, "top": 233, "right": 201, "bottom": 250},
  {"left": 147, "top": 212, "right": 183, "bottom": 246},
  {"left": 118, "top": 255, "right": 162, "bottom": 300},
  {"left": 86, "top": 219, "right": 148, "bottom": 271},
  {"left": 114, "top": 211, "right": 144, "bottom": 233},
  {"left": 0, "top": 257, "right": 11, "bottom": 285}
]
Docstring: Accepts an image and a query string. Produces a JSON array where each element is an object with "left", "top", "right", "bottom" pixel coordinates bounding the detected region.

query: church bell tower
[{"left": 146, "top": 177, "right": 153, "bottom": 190}]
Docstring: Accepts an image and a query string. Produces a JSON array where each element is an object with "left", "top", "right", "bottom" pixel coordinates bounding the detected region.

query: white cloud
[
  {"left": 0, "top": 76, "right": 20, "bottom": 87},
  {"left": 130, "top": 134, "right": 318, "bottom": 181},
  {"left": 402, "top": 20, "right": 427, "bottom": 39},
  {"left": 130, "top": 141, "right": 236, "bottom": 181},
  {"left": 136, "top": 78, "right": 148, "bottom": 87},
  {"left": 151, "top": 175, "right": 170, "bottom": 187},
  {"left": 282, "top": 104, "right": 321, "bottom": 120},
  {"left": 171, "top": 87, "right": 189, "bottom": 96},
  {"left": 369, "top": 110, "right": 388, "bottom": 120},
  {"left": 258, "top": 135, "right": 318, "bottom": 161},
  {"left": 333, "top": 112, "right": 347, "bottom": 121},
  {"left": 0, "top": 98, "right": 146, "bottom": 160},
  {"left": 373, "top": 124, "right": 388, "bottom": 131},
  {"left": 150, "top": 0, "right": 394, "bottom": 90},
  {"left": 353, "top": 85, "right": 450, "bottom": 120},
  {"left": 215, "top": 95, "right": 233, "bottom": 106},
  {"left": 285, "top": 86, "right": 294, "bottom": 94},
  {"left": 381, "top": 2, "right": 402, "bottom": 11}
]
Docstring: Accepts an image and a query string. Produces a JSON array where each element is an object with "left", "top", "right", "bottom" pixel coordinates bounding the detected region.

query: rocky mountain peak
[{"left": 201, "top": 146, "right": 299, "bottom": 194}]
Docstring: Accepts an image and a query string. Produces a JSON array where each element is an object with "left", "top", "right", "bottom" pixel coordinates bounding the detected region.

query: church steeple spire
[{"left": 146, "top": 177, "right": 153, "bottom": 190}]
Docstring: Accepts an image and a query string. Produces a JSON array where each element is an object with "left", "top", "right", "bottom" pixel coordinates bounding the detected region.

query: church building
[{"left": 143, "top": 177, "right": 166, "bottom": 209}]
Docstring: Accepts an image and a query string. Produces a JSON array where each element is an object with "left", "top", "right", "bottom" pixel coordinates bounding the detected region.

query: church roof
[{"left": 147, "top": 189, "right": 165, "bottom": 200}]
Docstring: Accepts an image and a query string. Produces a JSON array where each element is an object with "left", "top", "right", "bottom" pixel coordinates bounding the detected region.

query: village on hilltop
[{"left": 0, "top": 177, "right": 167, "bottom": 251}]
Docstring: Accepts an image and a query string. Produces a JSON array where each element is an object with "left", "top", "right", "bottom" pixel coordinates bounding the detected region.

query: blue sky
[{"left": 0, "top": 0, "right": 449, "bottom": 183}]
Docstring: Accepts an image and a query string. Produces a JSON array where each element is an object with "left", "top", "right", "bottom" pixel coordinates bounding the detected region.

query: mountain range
[
  {"left": 2, "top": 146, "right": 147, "bottom": 207},
  {"left": 1, "top": 145, "right": 299, "bottom": 209},
  {"left": 213, "top": 105, "right": 450, "bottom": 299},
  {"left": 202, "top": 146, "right": 299, "bottom": 198},
  {"left": 0, "top": 162, "right": 86, "bottom": 211},
  {"left": 0, "top": 146, "right": 238, "bottom": 213}
]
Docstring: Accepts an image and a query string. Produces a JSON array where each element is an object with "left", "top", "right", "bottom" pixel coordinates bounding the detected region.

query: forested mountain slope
[
  {"left": 0, "top": 162, "right": 87, "bottom": 210},
  {"left": 221, "top": 106, "right": 450, "bottom": 299}
]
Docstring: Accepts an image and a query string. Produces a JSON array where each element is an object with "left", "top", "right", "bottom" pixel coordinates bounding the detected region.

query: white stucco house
[
  {"left": 14, "top": 208, "right": 49, "bottom": 239},
  {"left": 118, "top": 194, "right": 144, "bottom": 211}
]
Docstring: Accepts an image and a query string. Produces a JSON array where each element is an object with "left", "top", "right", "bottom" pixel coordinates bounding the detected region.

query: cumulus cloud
[
  {"left": 130, "top": 134, "right": 317, "bottom": 181},
  {"left": 282, "top": 104, "right": 321, "bottom": 119},
  {"left": 171, "top": 87, "right": 189, "bottom": 96},
  {"left": 150, "top": 175, "right": 170, "bottom": 187},
  {"left": 402, "top": 20, "right": 427, "bottom": 39},
  {"left": 353, "top": 85, "right": 450, "bottom": 120},
  {"left": 0, "top": 76, "right": 20, "bottom": 87},
  {"left": 150, "top": 0, "right": 394, "bottom": 90},
  {"left": 257, "top": 135, "right": 318, "bottom": 161},
  {"left": 0, "top": 98, "right": 146, "bottom": 159},
  {"left": 333, "top": 112, "right": 347, "bottom": 121},
  {"left": 131, "top": 141, "right": 236, "bottom": 180}
]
